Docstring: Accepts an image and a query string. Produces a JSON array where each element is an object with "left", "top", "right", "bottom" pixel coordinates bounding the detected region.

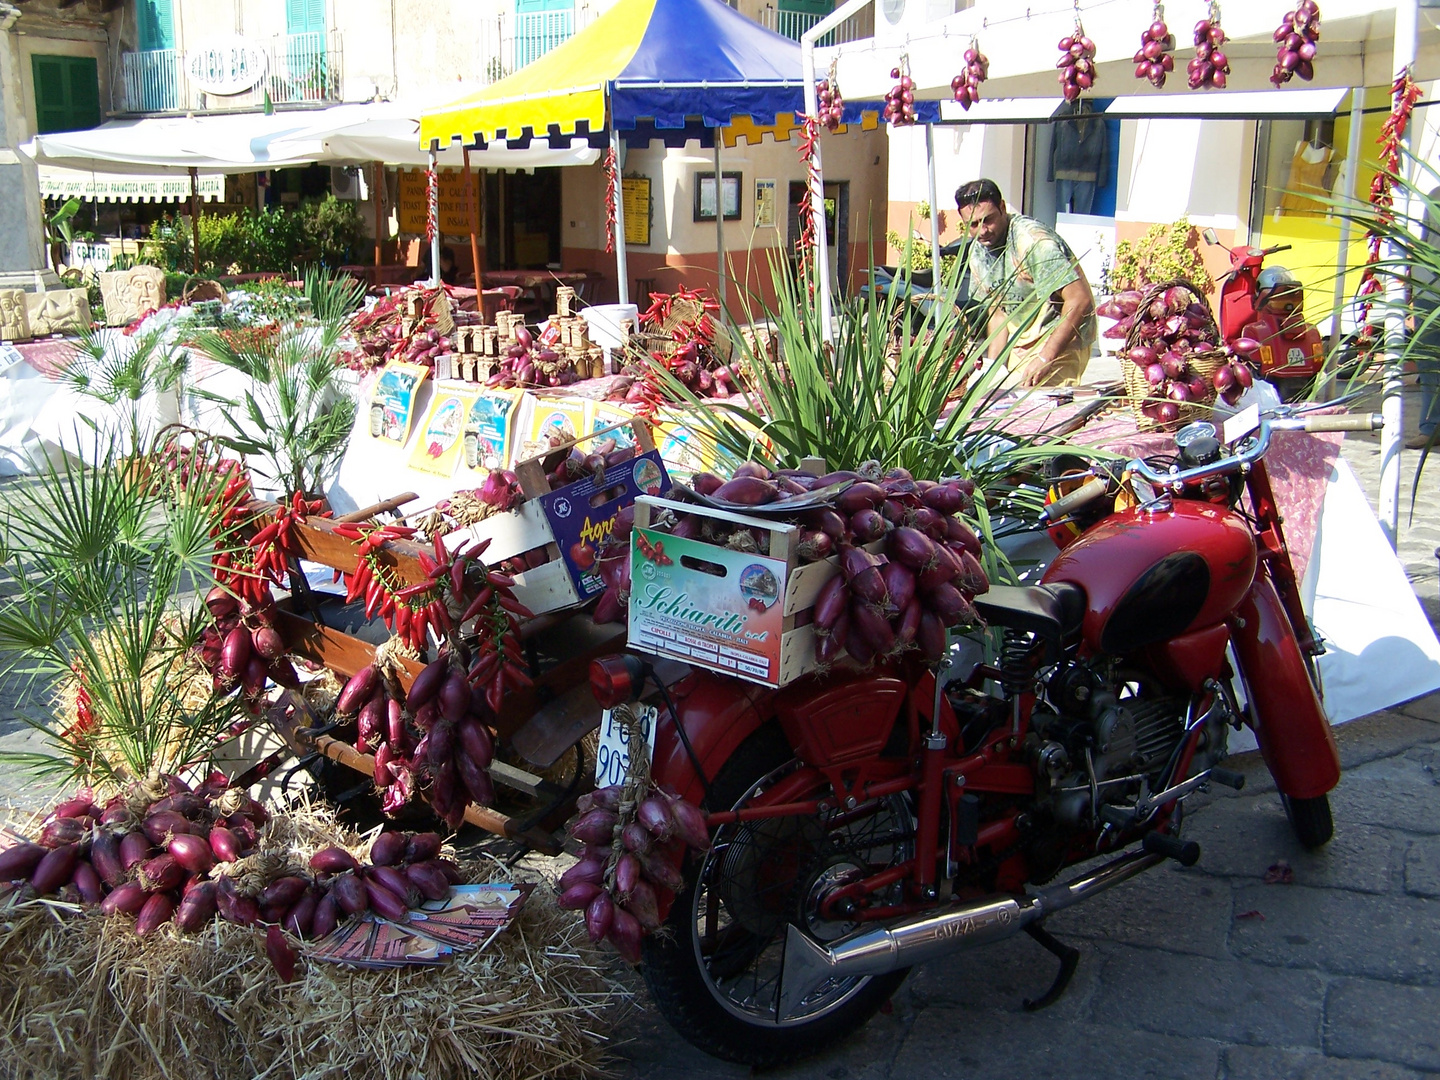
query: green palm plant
[
  {"left": 0, "top": 430, "right": 251, "bottom": 788},
  {"left": 58, "top": 327, "right": 190, "bottom": 450}
]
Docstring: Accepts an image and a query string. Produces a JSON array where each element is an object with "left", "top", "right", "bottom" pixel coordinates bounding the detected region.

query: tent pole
[
  {"left": 373, "top": 162, "right": 384, "bottom": 269},
  {"left": 800, "top": 35, "right": 832, "bottom": 340},
  {"left": 464, "top": 146, "right": 482, "bottom": 291},
  {"left": 429, "top": 147, "right": 442, "bottom": 289},
  {"left": 714, "top": 132, "right": 726, "bottom": 314},
  {"left": 188, "top": 167, "right": 200, "bottom": 275},
  {"left": 1380, "top": 0, "right": 1419, "bottom": 549},
  {"left": 612, "top": 128, "right": 630, "bottom": 307},
  {"left": 924, "top": 124, "right": 941, "bottom": 281}
]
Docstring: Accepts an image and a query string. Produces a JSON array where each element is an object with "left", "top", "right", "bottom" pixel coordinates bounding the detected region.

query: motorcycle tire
[
  {"left": 1282, "top": 793, "right": 1334, "bottom": 850},
  {"left": 640, "top": 723, "right": 912, "bottom": 1069}
]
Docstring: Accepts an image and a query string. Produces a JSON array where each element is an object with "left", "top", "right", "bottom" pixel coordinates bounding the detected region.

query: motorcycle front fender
[
  {"left": 1229, "top": 573, "right": 1340, "bottom": 800},
  {"left": 648, "top": 672, "right": 774, "bottom": 807}
]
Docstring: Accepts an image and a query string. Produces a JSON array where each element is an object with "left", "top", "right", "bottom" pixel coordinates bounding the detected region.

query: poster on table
[
  {"left": 408, "top": 383, "right": 481, "bottom": 476},
  {"left": 628, "top": 527, "right": 786, "bottom": 685},
  {"left": 458, "top": 389, "right": 521, "bottom": 476},
  {"left": 540, "top": 450, "right": 669, "bottom": 600},
  {"left": 368, "top": 361, "right": 429, "bottom": 447},
  {"left": 518, "top": 395, "right": 592, "bottom": 461},
  {"left": 590, "top": 402, "right": 646, "bottom": 450},
  {"left": 653, "top": 408, "right": 720, "bottom": 483}
]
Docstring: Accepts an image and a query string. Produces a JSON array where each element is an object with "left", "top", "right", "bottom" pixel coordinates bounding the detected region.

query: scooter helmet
[
  {"left": 1042, "top": 454, "right": 1106, "bottom": 550},
  {"left": 1255, "top": 266, "right": 1301, "bottom": 299}
]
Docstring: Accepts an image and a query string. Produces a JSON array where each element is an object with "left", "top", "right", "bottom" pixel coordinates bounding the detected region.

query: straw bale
[{"left": 0, "top": 796, "right": 628, "bottom": 1080}]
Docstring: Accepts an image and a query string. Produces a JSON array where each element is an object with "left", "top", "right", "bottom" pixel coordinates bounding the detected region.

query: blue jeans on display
[{"left": 1056, "top": 179, "right": 1096, "bottom": 215}]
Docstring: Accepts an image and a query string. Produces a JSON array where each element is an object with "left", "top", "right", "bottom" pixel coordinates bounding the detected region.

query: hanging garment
[{"left": 1278, "top": 140, "right": 1333, "bottom": 216}]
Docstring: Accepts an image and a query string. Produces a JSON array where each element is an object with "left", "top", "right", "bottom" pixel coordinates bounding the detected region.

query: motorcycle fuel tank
[{"left": 1042, "top": 501, "right": 1257, "bottom": 656}]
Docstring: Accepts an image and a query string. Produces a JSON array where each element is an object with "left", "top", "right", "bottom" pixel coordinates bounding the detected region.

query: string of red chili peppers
[
  {"left": 425, "top": 166, "right": 439, "bottom": 245},
  {"left": 1353, "top": 70, "right": 1424, "bottom": 354},
  {"left": 248, "top": 491, "right": 329, "bottom": 588},
  {"left": 210, "top": 464, "right": 274, "bottom": 607},
  {"left": 604, "top": 147, "right": 619, "bottom": 255},
  {"left": 795, "top": 115, "right": 823, "bottom": 275},
  {"left": 333, "top": 521, "right": 448, "bottom": 651}
]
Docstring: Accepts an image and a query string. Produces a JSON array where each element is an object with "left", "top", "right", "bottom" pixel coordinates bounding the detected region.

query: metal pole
[
  {"left": 714, "top": 131, "right": 727, "bottom": 313},
  {"left": 373, "top": 162, "right": 384, "bottom": 269},
  {"left": 1328, "top": 88, "right": 1365, "bottom": 343},
  {"left": 611, "top": 127, "right": 630, "bottom": 307},
  {"left": 800, "top": 37, "right": 833, "bottom": 340},
  {"left": 188, "top": 167, "right": 200, "bottom": 275},
  {"left": 463, "top": 146, "right": 482, "bottom": 291},
  {"left": 1380, "top": 0, "right": 1419, "bottom": 549},
  {"left": 924, "top": 123, "right": 942, "bottom": 280},
  {"left": 428, "top": 147, "right": 442, "bottom": 289}
]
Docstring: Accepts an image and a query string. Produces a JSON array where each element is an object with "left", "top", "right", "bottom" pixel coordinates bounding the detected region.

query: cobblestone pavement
[{"left": 613, "top": 384, "right": 1440, "bottom": 1080}]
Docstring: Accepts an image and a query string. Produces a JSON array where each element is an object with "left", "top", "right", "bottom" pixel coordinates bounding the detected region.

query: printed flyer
[
  {"left": 519, "top": 396, "right": 591, "bottom": 461},
  {"left": 460, "top": 389, "right": 520, "bottom": 476},
  {"left": 367, "top": 361, "right": 429, "bottom": 447},
  {"left": 628, "top": 524, "right": 786, "bottom": 685},
  {"left": 408, "top": 384, "right": 480, "bottom": 476}
]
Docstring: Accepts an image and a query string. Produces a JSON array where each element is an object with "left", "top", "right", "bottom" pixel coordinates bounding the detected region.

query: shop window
[{"left": 32, "top": 55, "right": 101, "bottom": 135}]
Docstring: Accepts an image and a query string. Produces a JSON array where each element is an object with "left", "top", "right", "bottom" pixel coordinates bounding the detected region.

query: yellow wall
[{"left": 1254, "top": 86, "right": 1389, "bottom": 328}]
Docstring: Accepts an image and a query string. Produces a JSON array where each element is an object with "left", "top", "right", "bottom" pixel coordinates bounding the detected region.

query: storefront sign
[
  {"left": 185, "top": 35, "right": 268, "bottom": 96},
  {"left": 38, "top": 167, "right": 224, "bottom": 204},
  {"left": 397, "top": 170, "right": 482, "bottom": 237}
]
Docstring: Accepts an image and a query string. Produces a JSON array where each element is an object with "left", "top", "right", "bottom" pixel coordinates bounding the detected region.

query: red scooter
[
  {"left": 585, "top": 407, "right": 1379, "bottom": 1068},
  {"left": 1205, "top": 227, "right": 1325, "bottom": 398}
]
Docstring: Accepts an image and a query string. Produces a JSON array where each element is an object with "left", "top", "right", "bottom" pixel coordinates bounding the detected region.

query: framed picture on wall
[
  {"left": 754, "top": 179, "right": 776, "bottom": 228},
  {"left": 694, "top": 171, "right": 742, "bottom": 222}
]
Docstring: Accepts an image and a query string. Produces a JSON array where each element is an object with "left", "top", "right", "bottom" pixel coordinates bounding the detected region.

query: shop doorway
[
  {"left": 484, "top": 168, "right": 562, "bottom": 270},
  {"left": 786, "top": 180, "right": 850, "bottom": 290}
]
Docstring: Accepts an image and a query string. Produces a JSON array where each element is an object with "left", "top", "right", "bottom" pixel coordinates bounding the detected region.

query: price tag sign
[
  {"left": 1223, "top": 403, "right": 1261, "bottom": 445},
  {"left": 594, "top": 705, "right": 659, "bottom": 788}
]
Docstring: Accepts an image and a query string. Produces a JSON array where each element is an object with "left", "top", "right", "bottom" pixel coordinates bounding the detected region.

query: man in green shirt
[{"left": 956, "top": 179, "right": 1097, "bottom": 387}]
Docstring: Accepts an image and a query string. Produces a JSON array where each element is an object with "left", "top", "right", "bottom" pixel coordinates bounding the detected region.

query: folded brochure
[{"left": 306, "top": 882, "right": 532, "bottom": 968}]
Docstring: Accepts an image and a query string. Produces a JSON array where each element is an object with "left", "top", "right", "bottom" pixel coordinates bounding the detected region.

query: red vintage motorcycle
[
  {"left": 586, "top": 407, "right": 1380, "bottom": 1067},
  {"left": 1205, "top": 228, "right": 1325, "bottom": 397}
]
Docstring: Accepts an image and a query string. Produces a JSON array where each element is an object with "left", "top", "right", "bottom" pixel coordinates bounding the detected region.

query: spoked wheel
[{"left": 641, "top": 726, "right": 915, "bottom": 1068}]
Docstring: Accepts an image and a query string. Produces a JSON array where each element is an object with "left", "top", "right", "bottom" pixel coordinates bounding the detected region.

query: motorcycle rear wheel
[
  {"left": 1282, "top": 793, "right": 1334, "bottom": 850},
  {"left": 640, "top": 724, "right": 913, "bottom": 1068}
]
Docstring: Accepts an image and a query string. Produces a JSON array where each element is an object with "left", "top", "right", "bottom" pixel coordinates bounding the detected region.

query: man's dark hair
[{"left": 955, "top": 178, "right": 1003, "bottom": 212}]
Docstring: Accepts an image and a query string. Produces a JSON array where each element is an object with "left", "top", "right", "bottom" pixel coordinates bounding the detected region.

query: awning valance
[
  {"left": 38, "top": 166, "right": 226, "bottom": 203},
  {"left": 1100, "top": 87, "right": 1351, "bottom": 121}
]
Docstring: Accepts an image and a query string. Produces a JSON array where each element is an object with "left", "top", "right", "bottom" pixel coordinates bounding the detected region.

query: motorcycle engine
[{"left": 1029, "top": 662, "right": 1188, "bottom": 829}]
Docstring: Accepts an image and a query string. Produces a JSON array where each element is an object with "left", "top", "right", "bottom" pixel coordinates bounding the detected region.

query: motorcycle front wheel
[
  {"left": 1282, "top": 793, "right": 1334, "bottom": 849},
  {"left": 640, "top": 724, "right": 914, "bottom": 1068}
]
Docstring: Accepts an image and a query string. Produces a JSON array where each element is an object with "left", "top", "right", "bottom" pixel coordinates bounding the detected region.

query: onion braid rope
[
  {"left": 1353, "top": 70, "right": 1424, "bottom": 354},
  {"left": 248, "top": 491, "right": 329, "bottom": 588},
  {"left": 604, "top": 146, "right": 619, "bottom": 255},
  {"left": 459, "top": 559, "right": 535, "bottom": 715}
]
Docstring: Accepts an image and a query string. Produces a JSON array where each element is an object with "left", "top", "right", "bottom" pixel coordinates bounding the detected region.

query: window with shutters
[
  {"left": 31, "top": 55, "right": 101, "bottom": 135},
  {"left": 286, "top": 0, "right": 327, "bottom": 35},
  {"left": 137, "top": 0, "right": 175, "bottom": 51},
  {"left": 513, "top": 0, "right": 575, "bottom": 69}
]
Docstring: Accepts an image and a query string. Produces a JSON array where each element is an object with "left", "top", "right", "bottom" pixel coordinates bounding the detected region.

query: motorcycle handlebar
[
  {"left": 1266, "top": 243, "right": 1293, "bottom": 255},
  {"left": 1040, "top": 477, "right": 1109, "bottom": 522},
  {"left": 1300, "top": 413, "right": 1384, "bottom": 433}
]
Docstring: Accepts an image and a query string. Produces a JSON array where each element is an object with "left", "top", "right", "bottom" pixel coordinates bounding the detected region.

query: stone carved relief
[
  {"left": 99, "top": 266, "right": 167, "bottom": 326},
  {"left": 24, "top": 289, "right": 92, "bottom": 337},
  {"left": 0, "top": 290, "right": 30, "bottom": 341}
]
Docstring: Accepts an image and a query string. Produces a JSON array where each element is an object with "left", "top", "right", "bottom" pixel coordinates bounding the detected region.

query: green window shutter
[
  {"left": 137, "top": 0, "right": 175, "bottom": 50},
  {"left": 286, "top": 0, "right": 327, "bottom": 35},
  {"left": 31, "top": 55, "right": 100, "bottom": 134},
  {"left": 515, "top": 0, "right": 572, "bottom": 12}
]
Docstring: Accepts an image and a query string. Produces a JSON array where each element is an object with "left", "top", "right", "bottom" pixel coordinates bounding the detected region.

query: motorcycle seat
[{"left": 973, "top": 583, "right": 1086, "bottom": 644}]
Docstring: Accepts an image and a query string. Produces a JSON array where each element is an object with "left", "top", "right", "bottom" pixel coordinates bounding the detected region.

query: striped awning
[{"left": 38, "top": 166, "right": 226, "bottom": 203}]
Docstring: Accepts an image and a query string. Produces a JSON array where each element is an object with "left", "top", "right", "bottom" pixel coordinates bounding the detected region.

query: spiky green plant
[
  {"left": 57, "top": 327, "right": 190, "bottom": 450},
  {"left": 0, "top": 430, "right": 251, "bottom": 788}
]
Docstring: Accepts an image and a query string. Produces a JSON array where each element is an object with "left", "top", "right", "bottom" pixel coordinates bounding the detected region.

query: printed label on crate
[
  {"left": 519, "top": 396, "right": 592, "bottom": 461},
  {"left": 541, "top": 451, "right": 669, "bottom": 599},
  {"left": 368, "top": 361, "right": 429, "bottom": 446},
  {"left": 628, "top": 526, "right": 786, "bottom": 685},
  {"left": 459, "top": 389, "right": 521, "bottom": 475},
  {"left": 595, "top": 704, "right": 659, "bottom": 788},
  {"left": 408, "top": 385, "right": 480, "bottom": 476}
]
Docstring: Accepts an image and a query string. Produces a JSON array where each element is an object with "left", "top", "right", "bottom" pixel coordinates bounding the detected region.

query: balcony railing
[
  {"left": 759, "top": 4, "right": 871, "bottom": 44},
  {"left": 477, "top": 5, "right": 595, "bottom": 86},
  {"left": 117, "top": 32, "right": 344, "bottom": 114}
]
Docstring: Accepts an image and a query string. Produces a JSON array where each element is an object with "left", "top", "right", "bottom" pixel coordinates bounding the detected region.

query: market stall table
[{"left": 482, "top": 271, "right": 592, "bottom": 319}]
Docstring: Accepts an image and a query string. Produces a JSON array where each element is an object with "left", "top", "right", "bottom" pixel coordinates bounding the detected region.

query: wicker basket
[
  {"left": 180, "top": 277, "right": 228, "bottom": 305},
  {"left": 1120, "top": 278, "right": 1223, "bottom": 432}
]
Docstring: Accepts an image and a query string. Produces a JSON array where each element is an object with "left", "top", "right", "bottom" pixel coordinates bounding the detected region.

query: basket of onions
[{"left": 1116, "top": 279, "right": 1226, "bottom": 431}]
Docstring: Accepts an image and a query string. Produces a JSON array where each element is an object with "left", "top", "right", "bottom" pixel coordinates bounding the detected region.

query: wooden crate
[{"left": 628, "top": 494, "right": 850, "bottom": 688}]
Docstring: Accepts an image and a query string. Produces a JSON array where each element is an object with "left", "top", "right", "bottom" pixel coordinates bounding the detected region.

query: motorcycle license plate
[{"left": 595, "top": 705, "right": 659, "bottom": 788}]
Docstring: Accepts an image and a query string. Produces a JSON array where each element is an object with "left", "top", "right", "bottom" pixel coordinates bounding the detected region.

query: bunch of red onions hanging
[
  {"left": 1212, "top": 339, "right": 1260, "bottom": 406},
  {"left": 1188, "top": 5, "right": 1231, "bottom": 90},
  {"left": 951, "top": 41, "right": 988, "bottom": 109},
  {"left": 1133, "top": 7, "right": 1175, "bottom": 89},
  {"left": 817, "top": 76, "right": 845, "bottom": 132},
  {"left": 1057, "top": 22, "right": 1097, "bottom": 101},
  {"left": 198, "top": 585, "right": 299, "bottom": 708},
  {"left": 884, "top": 56, "right": 917, "bottom": 126},
  {"left": 1271, "top": 1, "right": 1320, "bottom": 87}
]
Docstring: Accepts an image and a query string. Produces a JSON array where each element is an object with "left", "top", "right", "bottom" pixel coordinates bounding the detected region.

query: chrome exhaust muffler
[{"left": 777, "top": 848, "right": 1166, "bottom": 1020}]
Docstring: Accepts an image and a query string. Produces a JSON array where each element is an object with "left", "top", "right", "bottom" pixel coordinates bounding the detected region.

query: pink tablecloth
[
  {"left": 991, "top": 395, "right": 1343, "bottom": 588},
  {"left": 13, "top": 337, "right": 78, "bottom": 377}
]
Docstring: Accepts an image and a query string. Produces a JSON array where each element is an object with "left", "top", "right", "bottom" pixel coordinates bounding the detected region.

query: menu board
[
  {"left": 622, "top": 176, "right": 651, "bottom": 246},
  {"left": 397, "top": 169, "right": 482, "bottom": 237}
]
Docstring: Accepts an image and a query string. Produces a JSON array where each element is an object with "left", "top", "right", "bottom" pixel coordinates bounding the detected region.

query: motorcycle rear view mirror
[{"left": 1202, "top": 227, "right": 1219, "bottom": 246}]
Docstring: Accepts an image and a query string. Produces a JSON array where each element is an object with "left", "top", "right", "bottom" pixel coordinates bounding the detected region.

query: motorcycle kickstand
[{"left": 1021, "top": 922, "right": 1081, "bottom": 1012}]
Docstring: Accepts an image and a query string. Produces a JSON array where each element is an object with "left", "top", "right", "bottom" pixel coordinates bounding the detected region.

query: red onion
[
  {"left": 888, "top": 526, "right": 938, "bottom": 571},
  {"left": 607, "top": 905, "right": 644, "bottom": 963},
  {"left": 623, "top": 878, "right": 661, "bottom": 930},
  {"left": 848, "top": 509, "right": 888, "bottom": 544},
  {"left": 838, "top": 482, "right": 886, "bottom": 514},
  {"left": 558, "top": 856, "right": 606, "bottom": 891},
  {"left": 851, "top": 598, "right": 897, "bottom": 656},
  {"left": 637, "top": 796, "right": 676, "bottom": 841},
  {"left": 569, "top": 808, "right": 619, "bottom": 845},
  {"left": 667, "top": 796, "right": 711, "bottom": 851},
  {"left": 558, "top": 881, "right": 602, "bottom": 910},
  {"left": 814, "top": 574, "right": 849, "bottom": 633},
  {"left": 882, "top": 561, "right": 917, "bottom": 613},
  {"left": 101, "top": 879, "right": 148, "bottom": 916},
  {"left": 585, "top": 889, "right": 615, "bottom": 943},
  {"left": 920, "top": 485, "right": 962, "bottom": 515}
]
